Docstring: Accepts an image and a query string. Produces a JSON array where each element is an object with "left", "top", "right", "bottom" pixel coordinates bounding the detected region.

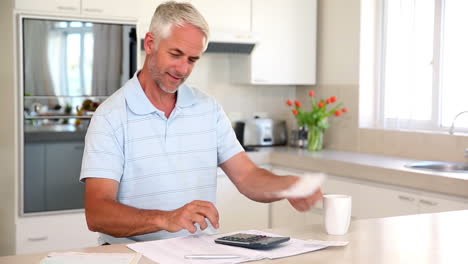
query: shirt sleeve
[
  {"left": 216, "top": 102, "right": 244, "bottom": 165},
  {"left": 80, "top": 113, "right": 124, "bottom": 183}
]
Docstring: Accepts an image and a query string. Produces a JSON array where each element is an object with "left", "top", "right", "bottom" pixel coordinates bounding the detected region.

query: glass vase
[{"left": 307, "top": 125, "right": 324, "bottom": 151}]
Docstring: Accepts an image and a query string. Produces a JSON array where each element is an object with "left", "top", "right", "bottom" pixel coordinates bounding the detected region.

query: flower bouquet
[{"left": 286, "top": 90, "right": 348, "bottom": 151}]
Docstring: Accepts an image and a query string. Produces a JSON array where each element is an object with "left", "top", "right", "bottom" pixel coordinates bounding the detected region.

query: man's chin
[{"left": 159, "top": 83, "right": 180, "bottom": 94}]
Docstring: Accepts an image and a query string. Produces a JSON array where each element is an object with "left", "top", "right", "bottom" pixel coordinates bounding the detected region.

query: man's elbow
[{"left": 85, "top": 210, "right": 101, "bottom": 232}]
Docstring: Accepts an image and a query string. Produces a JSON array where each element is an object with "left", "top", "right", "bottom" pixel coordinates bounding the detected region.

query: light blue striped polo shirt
[{"left": 80, "top": 71, "right": 243, "bottom": 244}]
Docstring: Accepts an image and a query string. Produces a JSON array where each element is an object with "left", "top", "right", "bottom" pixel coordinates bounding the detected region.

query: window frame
[{"left": 374, "top": 0, "right": 468, "bottom": 134}]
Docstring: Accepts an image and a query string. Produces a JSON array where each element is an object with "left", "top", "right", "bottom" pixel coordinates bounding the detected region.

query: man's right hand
[{"left": 162, "top": 200, "right": 220, "bottom": 233}]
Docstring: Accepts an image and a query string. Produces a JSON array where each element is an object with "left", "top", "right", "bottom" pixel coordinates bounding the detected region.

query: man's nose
[{"left": 175, "top": 60, "right": 190, "bottom": 76}]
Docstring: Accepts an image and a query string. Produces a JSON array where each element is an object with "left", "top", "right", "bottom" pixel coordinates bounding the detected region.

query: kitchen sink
[{"left": 405, "top": 161, "right": 468, "bottom": 173}]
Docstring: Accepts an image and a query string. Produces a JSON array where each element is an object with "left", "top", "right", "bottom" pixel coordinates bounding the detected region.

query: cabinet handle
[
  {"left": 84, "top": 8, "right": 104, "bottom": 13},
  {"left": 57, "top": 6, "right": 78, "bottom": 11},
  {"left": 419, "top": 199, "right": 438, "bottom": 206},
  {"left": 398, "top": 195, "right": 415, "bottom": 202},
  {"left": 27, "top": 236, "right": 48, "bottom": 242}
]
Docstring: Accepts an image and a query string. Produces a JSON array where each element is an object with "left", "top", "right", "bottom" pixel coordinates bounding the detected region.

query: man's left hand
[{"left": 287, "top": 188, "right": 323, "bottom": 212}]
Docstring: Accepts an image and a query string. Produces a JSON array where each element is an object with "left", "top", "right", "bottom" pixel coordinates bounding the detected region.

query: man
[{"left": 80, "top": 1, "right": 322, "bottom": 245}]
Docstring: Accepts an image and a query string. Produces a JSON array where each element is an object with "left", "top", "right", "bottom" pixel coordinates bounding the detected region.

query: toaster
[{"left": 234, "top": 118, "right": 287, "bottom": 147}]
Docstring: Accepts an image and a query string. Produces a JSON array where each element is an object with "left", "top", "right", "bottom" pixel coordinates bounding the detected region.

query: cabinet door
[
  {"left": 190, "top": 0, "right": 251, "bottom": 32},
  {"left": 250, "top": 0, "right": 317, "bottom": 84},
  {"left": 16, "top": 213, "right": 99, "bottom": 254},
  {"left": 418, "top": 194, "right": 468, "bottom": 214},
  {"left": 24, "top": 143, "right": 46, "bottom": 213},
  {"left": 15, "top": 0, "right": 80, "bottom": 14},
  {"left": 216, "top": 172, "right": 269, "bottom": 233},
  {"left": 45, "top": 142, "right": 85, "bottom": 211},
  {"left": 325, "top": 176, "right": 419, "bottom": 219},
  {"left": 81, "top": 0, "right": 136, "bottom": 19}
]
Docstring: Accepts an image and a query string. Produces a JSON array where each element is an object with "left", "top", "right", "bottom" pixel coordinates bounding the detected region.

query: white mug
[{"left": 323, "top": 194, "right": 352, "bottom": 235}]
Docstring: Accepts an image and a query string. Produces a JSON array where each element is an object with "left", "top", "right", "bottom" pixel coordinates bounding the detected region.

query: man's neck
[{"left": 138, "top": 68, "right": 177, "bottom": 118}]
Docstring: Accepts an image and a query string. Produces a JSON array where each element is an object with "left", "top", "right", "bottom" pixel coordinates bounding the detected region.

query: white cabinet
[
  {"left": 16, "top": 213, "right": 99, "bottom": 254},
  {"left": 190, "top": 0, "right": 251, "bottom": 32},
  {"left": 15, "top": 0, "right": 80, "bottom": 14},
  {"left": 323, "top": 176, "right": 419, "bottom": 218},
  {"left": 230, "top": 0, "right": 317, "bottom": 85},
  {"left": 418, "top": 193, "right": 468, "bottom": 214},
  {"left": 216, "top": 169, "right": 269, "bottom": 233},
  {"left": 81, "top": 0, "right": 134, "bottom": 19},
  {"left": 324, "top": 175, "right": 468, "bottom": 218},
  {"left": 269, "top": 166, "right": 468, "bottom": 229},
  {"left": 15, "top": 0, "right": 135, "bottom": 19}
]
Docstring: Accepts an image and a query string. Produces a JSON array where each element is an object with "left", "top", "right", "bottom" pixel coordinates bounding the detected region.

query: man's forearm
[
  {"left": 85, "top": 198, "right": 168, "bottom": 238},
  {"left": 235, "top": 167, "right": 298, "bottom": 203}
]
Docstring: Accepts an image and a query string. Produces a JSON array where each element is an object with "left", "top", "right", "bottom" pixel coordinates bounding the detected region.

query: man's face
[{"left": 147, "top": 24, "right": 205, "bottom": 93}]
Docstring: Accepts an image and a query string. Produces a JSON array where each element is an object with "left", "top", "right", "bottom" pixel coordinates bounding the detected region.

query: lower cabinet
[
  {"left": 216, "top": 169, "right": 269, "bottom": 233},
  {"left": 269, "top": 166, "right": 468, "bottom": 229},
  {"left": 16, "top": 213, "right": 99, "bottom": 254}
]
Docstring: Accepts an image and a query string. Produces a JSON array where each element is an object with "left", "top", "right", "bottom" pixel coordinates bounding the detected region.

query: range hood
[{"left": 206, "top": 31, "right": 258, "bottom": 54}]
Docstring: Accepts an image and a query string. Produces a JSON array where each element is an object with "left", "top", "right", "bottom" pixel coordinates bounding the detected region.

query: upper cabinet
[
  {"left": 15, "top": 0, "right": 81, "bottom": 14},
  {"left": 230, "top": 0, "right": 317, "bottom": 85},
  {"left": 190, "top": 0, "right": 251, "bottom": 32},
  {"left": 15, "top": 0, "right": 136, "bottom": 20}
]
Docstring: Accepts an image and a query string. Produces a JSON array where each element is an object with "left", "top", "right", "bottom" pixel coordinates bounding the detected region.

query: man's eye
[{"left": 170, "top": 53, "right": 181, "bottom": 57}]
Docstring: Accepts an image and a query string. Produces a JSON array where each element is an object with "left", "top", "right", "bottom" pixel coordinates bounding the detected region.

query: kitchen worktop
[
  {"left": 24, "top": 124, "right": 87, "bottom": 142},
  {"left": 2, "top": 210, "right": 467, "bottom": 263},
  {"left": 246, "top": 147, "right": 468, "bottom": 198}
]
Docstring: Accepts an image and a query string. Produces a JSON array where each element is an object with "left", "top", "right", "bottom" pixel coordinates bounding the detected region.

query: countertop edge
[{"left": 246, "top": 147, "right": 468, "bottom": 198}]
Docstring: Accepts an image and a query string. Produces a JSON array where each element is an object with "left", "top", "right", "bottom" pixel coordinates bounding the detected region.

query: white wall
[{"left": 0, "top": 0, "right": 18, "bottom": 256}]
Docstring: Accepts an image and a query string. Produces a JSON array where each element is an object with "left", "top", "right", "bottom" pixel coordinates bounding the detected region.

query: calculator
[{"left": 214, "top": 233, "right": 290, "bottom": 249}]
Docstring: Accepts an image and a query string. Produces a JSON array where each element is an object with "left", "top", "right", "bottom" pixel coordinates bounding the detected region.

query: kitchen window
[{"left": 360, "top": 0, "right": 468, "bottom": 133}]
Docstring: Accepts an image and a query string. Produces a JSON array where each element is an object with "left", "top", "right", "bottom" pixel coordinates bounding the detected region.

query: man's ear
[{"left": 144, "top": 32, "right": 156, "bottom": 55}]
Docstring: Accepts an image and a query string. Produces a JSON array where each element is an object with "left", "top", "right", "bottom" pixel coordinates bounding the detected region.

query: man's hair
[{"left": 148, "top": 1, "right": 210, "bottom": 51}]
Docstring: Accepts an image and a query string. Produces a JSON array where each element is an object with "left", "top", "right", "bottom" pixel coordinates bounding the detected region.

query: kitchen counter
[
  {"left": 246, "top": 147, "right": 468, "bottom": 198},
  {"left": 1, "top": 210, "right": 467, "bottom": 263},
  {"left": 24, "top": 124, "right": 87, "bottom": 142}
]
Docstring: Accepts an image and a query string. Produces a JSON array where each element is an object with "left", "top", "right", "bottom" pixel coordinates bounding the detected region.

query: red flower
[
  {"left": 294, "top": 100, "right": 302, "bottom": 107},
  {"left": 308, "top": 90, "right": 316, "bottom": 97},
  {"left": 342, "top": 107, "right": 349, "bottom": 113},
  {"left": 292, "top": 109, "right": 299, "bottom": 115},
  {"left": 326, "top": 98, "right": 331, "bottom": 104},
  {"left": 330, "top": 96, "right": 337, "bottom": 103},
  {"left": 286, "top": 100, "right": 293, "bottom": 106},
  {"left": 335, "top": 110, "right": 342, "bottom": 116},
  {"left": 318, "top": 101, "right": 325, "bottom": 108}
]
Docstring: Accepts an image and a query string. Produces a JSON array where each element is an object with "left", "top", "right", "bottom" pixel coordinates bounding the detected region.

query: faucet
[{"left": 448, "top": 110, "right": 468, "bottom": 135}]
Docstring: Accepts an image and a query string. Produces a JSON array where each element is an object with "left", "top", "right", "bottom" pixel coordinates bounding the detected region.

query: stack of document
[{"left": 127, "top": 230, "right": 348, "bottom": 264}]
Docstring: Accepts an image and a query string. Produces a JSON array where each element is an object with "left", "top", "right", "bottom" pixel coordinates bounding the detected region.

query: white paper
[
  {"left": 40, "top": 252, "right": 141, "bottom": 264},
  {"left": 275, "top": 172, "right": 327, "bottom": 198},
  {"left": 127, "top": 230, "right": 344, "bottom": 264},
  {"left": 306, "top": 239, "right": 349, "bottom": 247}
]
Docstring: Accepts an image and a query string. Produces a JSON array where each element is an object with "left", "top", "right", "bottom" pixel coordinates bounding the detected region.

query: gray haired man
[{"left": 81, "top": 1, "right": 322, "bottom": 245}]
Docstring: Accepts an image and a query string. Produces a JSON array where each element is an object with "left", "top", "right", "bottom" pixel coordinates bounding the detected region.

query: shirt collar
[{"left": 124, "top": 71, "right": 197, "bottom": 115}]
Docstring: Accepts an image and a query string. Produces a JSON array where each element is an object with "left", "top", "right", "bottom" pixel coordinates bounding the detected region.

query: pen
[{"left": 184, "top": 254, "right": 242, "bottom": 259}]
